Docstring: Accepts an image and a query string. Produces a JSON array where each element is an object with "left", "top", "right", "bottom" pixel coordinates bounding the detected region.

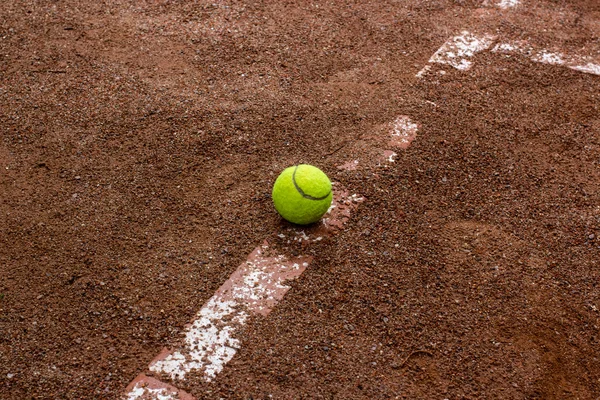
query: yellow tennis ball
[{"left": 272, "top": 164, "right": 333, "bottom": 225}]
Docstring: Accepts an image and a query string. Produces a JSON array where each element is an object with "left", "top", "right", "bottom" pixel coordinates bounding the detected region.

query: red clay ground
[{"left": 1, "top": 0, "right": 599, "bottom": 399}]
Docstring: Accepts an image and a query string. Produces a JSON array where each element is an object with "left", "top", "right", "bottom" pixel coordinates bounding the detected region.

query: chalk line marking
[
  {"left": 496, "top": 0, "right": 520, "bottom": 9},
  {"left": 322, "top": 188, "right": 365, "bottom": 231},
  {"left": 379, "top": 150, "right": 398, "bottom": 164},
  {"left": 282, "top": 184, "right": 364, "bottom": 243},
  {"left": 335, "top": 115, "right": 420, "bottom": 172},
  {"left": 418, "top": 31, "right": 600, "bottom": 78},
  {"left": 416, "top": 31, "right": 496, "bottom": 77},
  {"left": 380, "top": 116, "right": 419, "bottom": 165},
  {"left": 148, "top": 243, "right": 311, "bottom": 382},
  {"left": 492, "top": 41, "right": 600, "bottom": 76},
  {"left": 124, "top": 245, "right": 312, "bottom": 399},
  {"left": 125, "top": 374, "right": 194, "bottom": 400},
  {"left": 481, "top": 0, "right": 520, "bottom": 8},
  {"left": 389, "top": 116, "right": 419, "bottom": 149}
]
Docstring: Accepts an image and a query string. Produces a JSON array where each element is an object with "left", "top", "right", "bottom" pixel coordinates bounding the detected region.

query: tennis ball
[{"left": 272, "top": 164, "right": 333, "bottom": 225}]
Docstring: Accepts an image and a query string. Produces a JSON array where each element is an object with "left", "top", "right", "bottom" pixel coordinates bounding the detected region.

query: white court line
[
  {"left": 418, "top": 32, "right": 600, "bottom": 77},
  {"left": 390, "top": 116, "right": 419, "bottom": 149},
  {"left": 492, "top": 41, "right": 600, "bottom": 76},
  {"left": 126, "top": 384, "right": 178, "bottom": 400},
  {"left": 125, "top": 374, "right": 194, "bottom": 400},
  {"left": 416, "top": 31, "right": 496, "bottom": 77},
  {"left": 148, "top": 243, "right": 310, "bottom": 381},
  {"left": 496, "top": 0, "right": 520, "bottom": 9},
  {"left": 482, "top": 0, "right": 520, "bottom": 8}
]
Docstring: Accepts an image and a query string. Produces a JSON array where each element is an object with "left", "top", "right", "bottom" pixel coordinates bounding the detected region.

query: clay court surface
[{"left": 1, "top": 0, "right": 600, "bottom": 398}]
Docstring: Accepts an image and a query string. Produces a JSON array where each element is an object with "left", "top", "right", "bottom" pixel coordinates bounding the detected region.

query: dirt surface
[{"left": 1, "top": 0, "right": 599, "bottom": 399}]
